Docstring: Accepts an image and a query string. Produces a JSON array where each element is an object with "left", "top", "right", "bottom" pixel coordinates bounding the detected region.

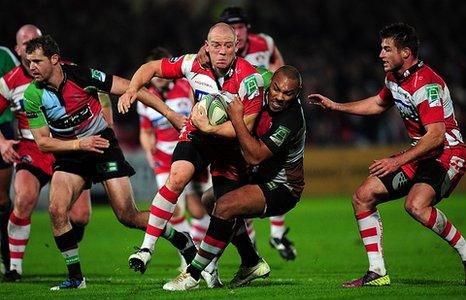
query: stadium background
[{"left": 2, "top": 0, "right": 466, "bottom": 199}]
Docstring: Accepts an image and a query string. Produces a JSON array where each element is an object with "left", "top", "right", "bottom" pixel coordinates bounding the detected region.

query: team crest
[
  {"left": 270, "top": 125, "right": 291, "bottom": 147},
  {"left": 90, "top": 69, "right": 107, "bottom": 82},
  {"left": 426, "top": 84, "right": 441, "bottom": 107}
]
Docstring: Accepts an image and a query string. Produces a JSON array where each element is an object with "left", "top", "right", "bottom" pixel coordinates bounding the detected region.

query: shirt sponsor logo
[
  {"left": 266, "top": 181, "right": 278, "bottom": 190},
  {"left": 97, "top": 161, "right": 118, "bottom": 174},
  {"left": 90, "top": 69, "right": 107, "bottom": 82},
  {"left": 243, "top": 74, "right": 259, "bottom": 99},
  {"left": 270, "top": 125, "right": 291, "bottom": 147},
  {"left": 26, "top": 111, "right": 38, "bottom": 119},
  {"left": 391, "top": 171, "right": 408, "bottom": 191},
  {"left": 426, "top": 84, "right": 441, "bottom": 107}
]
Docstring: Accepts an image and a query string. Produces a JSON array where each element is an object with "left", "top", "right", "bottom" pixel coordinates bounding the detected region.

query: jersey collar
[{"left": 394, "top": 60, "right": 424, "bottom": 82}]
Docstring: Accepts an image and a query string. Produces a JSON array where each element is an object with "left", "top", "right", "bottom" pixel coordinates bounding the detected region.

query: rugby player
[
  {"left": 309, "top": 23, "right": 466, "bottom": 287},
  {"left": 163, "top": 65, "right": 305, "bottom": 290}
]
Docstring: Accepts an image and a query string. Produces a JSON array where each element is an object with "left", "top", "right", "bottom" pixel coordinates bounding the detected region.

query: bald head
[
  {"left": 15, "top": 24, "right": 42, "bottom": 68},
  {"left": 207, "top": 22, "right": 237, "bottom": 43},
  {"left": 273, "top": 65, "right": 302, "bottom": 88}
]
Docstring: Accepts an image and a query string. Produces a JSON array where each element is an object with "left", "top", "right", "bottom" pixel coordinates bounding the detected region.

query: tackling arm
[{"left": 308, "top": 94, "right": 392, "bottom": 116}]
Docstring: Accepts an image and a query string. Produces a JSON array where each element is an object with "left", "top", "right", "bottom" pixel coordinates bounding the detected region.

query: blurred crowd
[{"left": 3, "top": 0, "right": 465, "bottom": 148}]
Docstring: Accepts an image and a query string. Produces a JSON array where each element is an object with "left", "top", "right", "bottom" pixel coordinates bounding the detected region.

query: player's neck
[
  {"left": 396, "top": 58, "right": 419, "bottom": 78},
  {"left": 47, "top": 65, "right": 64, "bottom": 89}
]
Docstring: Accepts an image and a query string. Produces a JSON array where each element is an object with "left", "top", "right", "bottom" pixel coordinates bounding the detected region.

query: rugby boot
[
  {"left": 342, "top": 270, "right": 390, "bottom": 288},
  {"left": 229, "top": 258, "right": 270, "bottom": 288},
  {"left": 163, "top": 271, "right": 199, "bottom": 291},
  {"left": 128, "top": 247, "right": 152, "bottom": 274},
  {"left": 201, "top": 260, "right": 224, "bottom": 288},
  {"left": 269, "top": 228, "right": 297, "bottom": 261},
  {"left": 3, "top": 269, "right": 21, "bottom": 282},
  {"left": 50, "top": 277, "right": 86, "bottom": 290}
]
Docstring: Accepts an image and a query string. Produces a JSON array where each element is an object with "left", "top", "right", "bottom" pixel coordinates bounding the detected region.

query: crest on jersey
[
  {"left": 243, "top": 74, "right": 259, "bottom": 99},
  {"left": 270, "top": 125, "right": 291, "bottom": 147},
  {"left": 91, "top": 69, "right": 107, "bottom": 82},
  {"left": 426, "top": 84, "right": 441, "bottom": 107}
]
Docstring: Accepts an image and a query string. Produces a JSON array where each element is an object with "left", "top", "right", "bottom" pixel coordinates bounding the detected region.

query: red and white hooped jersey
[
  {"left": 0, "top": 65, "right": 34, "bottom": 139},
  {"left": 137, "top": 79, "right": 192, "bottom": 174},
  {"left": 378, "top": 62, "right": 465, "bottom": 169},
  {"left": 242, "top": 33, "right": 275, "bottom": 69},
  {"left": 160, "top": 54, "right": 264, "bottom": 180}
]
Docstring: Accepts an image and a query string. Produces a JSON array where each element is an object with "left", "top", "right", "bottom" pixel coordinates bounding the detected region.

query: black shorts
[
  {"left": 16, "top": 163, "right": 50, "bottom": 188},
  {"left": 0, "top": 122, "right": 14, "bottom": 169},
  {"left": 172, "top": 141, "right": 209, "bottom": 177},
  {"left": 53, "top": 128, "right": 135, "bottom": 189},
  {"left": 258, "top": 181, "right": 300, "bottom": 217},
  {"left": 380, "top": 158, "right": 448, "bottom": 203},
  {"left": 212, "top": 176, "right": 247, "bottom": 200}
]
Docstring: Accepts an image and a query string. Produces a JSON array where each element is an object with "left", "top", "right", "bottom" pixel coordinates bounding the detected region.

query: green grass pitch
[{"left": 1, "top": 194, "right": 466, "bottom": 299}]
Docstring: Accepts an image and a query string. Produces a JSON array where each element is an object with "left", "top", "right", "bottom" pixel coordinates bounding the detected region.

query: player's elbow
[
  {"left": 35, "top": 139, "right": 51, "bottom": 153},
  {"left": 244, "top": 153, "right": 264, "bottom": 165}
]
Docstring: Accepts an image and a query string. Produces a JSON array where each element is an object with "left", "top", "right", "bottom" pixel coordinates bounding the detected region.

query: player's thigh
[
  {"left": 0, "top": 167, "right": 12, "bottom": 202},
  {"left": 214, "top": 184, "right": 266, "bottom": 219}
]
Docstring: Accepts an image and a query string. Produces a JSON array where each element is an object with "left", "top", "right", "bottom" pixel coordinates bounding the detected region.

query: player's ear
[
  {"left": 50, "top": 54, "right": 60, "bottom": 65},
  {"left": 204, "top": 40, "right": 209, "bottom": 53},
  {"left": 401, "top": 47, "right": 410, "bottom": 59}
]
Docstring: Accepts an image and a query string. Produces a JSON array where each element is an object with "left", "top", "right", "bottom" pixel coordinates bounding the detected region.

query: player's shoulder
[
  {"left": 24, "top": 80, "right": 43, "bottom": 102},
  {"left": 235, "top": 57, "right": 259, "bottom": 75},
  {"left": 247, "top": 33, "right": 274, "bottom": 52},
  {"left": 416, "top": 64, "right": 445, "bottom": 87},
  {"left": 2, "top": 65, "right": 26, "bottom": 84}
]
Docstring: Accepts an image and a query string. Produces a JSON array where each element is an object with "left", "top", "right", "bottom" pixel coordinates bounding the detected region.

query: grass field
[{"left": 1, "top": 194, "right": 466, "bottom": 299}]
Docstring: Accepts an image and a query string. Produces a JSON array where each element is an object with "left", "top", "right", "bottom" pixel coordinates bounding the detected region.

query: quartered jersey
[
  {"left": 160, "top": 54, "right": 264, "bottom": 180},
  {"left": 252, "top": 99, "right": 306, "bottom": 196},
  {"left": 24, "top": 63, "right": 113, "bottom": 139},
  {"left": 137, "top": 79, "right": 192, "bottom": 174}
]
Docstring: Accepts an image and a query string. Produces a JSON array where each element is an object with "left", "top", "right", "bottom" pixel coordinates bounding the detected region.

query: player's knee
[
  {"left": 352, "top": 187, "right": 372, "bottom": 208},
  {"left": 70, "top": 210, "right": 91, "bottom": 226},
  {"left": 48, "top": 203, "right": 69, "bottom": 225},
  {"left": 115, "top": 209, "right": 138, "bottom": 228},
  {"left": 14, "top": 192, "right": 38, "bottom": 216},
  {"left": 404, "top": 198, "right": 426, "bottom": 219}
]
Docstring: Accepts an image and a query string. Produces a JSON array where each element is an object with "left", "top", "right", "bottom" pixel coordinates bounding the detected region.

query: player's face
[
  {"left": 230, "top": 23, "right": 248, "bottom": 50},
  {"left": 27, "top": 48, "right": 56, "bottom": 83},
  {"left": 267, "top": 73, "right": 300, "bottom": 112},
  {"left": 379, "top": 38, "right": 404, "bottom": 73},
  {"left": 15, "top": 30, "right": 41, "bottom": 69},
  {"left": 206, "top": 28, "right": 238, "bottom": 72}
]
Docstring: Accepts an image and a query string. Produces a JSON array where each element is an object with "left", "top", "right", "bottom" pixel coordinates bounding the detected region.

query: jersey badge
[
  {"left": 270, "top": 125, "right": 290, "bottom": 147},
  {"left": 426, "top": 84, "right": 441, "bottom": 107},
  {"left": 90, "top": 69, "right": 107, "bottom": 82},
  {"left": 243, "top": 74, "right": 259, "bottom": 99}
]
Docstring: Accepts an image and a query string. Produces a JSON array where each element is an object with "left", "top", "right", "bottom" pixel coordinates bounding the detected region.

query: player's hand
[
  {"left": 118, "top": 88, "right": 138, "bottom": 114},
  {"left": 227, "top": 96, "right": 244, "bottom": 123},
  {"left": 166, "top": 110, "right": 188, "bottom": 131},
  {"left": 76, "top": 135, "right": 110, "bottom": 153},
  {"left": 0, "top": 139, "right": 20, "bottom": 163},
  {"left": 307, "top": 93, "right": 338, "bottom": 110},
  {"left": 196, "top": 45, "right": 211, "bottom": 70},
  {"left": 191, "top": 102, "right": 212, "bottom": 133},
  {"left": 369, "top": 157, "right": 401, "bottom": 177}
]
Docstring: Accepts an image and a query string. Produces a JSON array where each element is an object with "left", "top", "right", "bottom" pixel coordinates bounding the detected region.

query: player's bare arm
[
  {"left": 113, "top": 74, "right": 186, "bottom": 130},
  {"left": 118, "top": 60, "right": 163, "bottom": 111},
  {"left": 139, "top": 127, "right": 156, "bottom": 168},
  {"left": 228, "top": 97, "right": 273, "bottom": 164},
  {"left": 308, "top": 94, "right": 391, "bottom": 115},
  {"left": 31, "top": 126, "right": 110, "bottom": 154},
  {"left": 369, "top": 122, "right": 446, "bottom": 177},
  {"left": 196, "top": 45, "right": 211, "bottom": 69}
]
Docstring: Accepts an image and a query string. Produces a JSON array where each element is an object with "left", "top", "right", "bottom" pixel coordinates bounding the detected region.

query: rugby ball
[{"left": 198, "top": 94, "right": 229, "bottom": 125}]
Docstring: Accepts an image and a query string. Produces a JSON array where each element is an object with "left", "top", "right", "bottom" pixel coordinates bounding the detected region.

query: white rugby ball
[{"left": 198, "top": 94, "right": 229, "bottom": 125}]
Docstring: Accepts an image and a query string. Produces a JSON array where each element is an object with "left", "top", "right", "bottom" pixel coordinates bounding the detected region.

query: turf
[{"left": 1, "top": 194, "right": 466, "bottom": 299}]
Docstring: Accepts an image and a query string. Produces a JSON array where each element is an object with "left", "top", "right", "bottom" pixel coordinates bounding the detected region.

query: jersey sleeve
[
  {"left": 160, "top": 54, "right": 196, "bottom": 79},
  {"left": 378, "top": 78, "right": 393, "bottom": 104},
  {"left": 65, "top": 64, "right": 114, "bottom": 93},
  {"left": 414, "top": 83, "right": 445, "bottom": 125},
  {"left": 260, "top": 107, "right": 303, "bottom": 155},
  {"left": 24, "top": 83, "right": 48, "bottom": 129}
]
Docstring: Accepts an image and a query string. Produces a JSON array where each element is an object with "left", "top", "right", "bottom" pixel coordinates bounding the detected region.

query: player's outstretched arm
[
  {"left": 118, "top": 60, "right": 163, "bottom": 112},
  {"left": 308, "top": 93, "right": 391, "bottom": 116},
  {"left": 31, "top": 126, "right": 109, "bottom": 153}
]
